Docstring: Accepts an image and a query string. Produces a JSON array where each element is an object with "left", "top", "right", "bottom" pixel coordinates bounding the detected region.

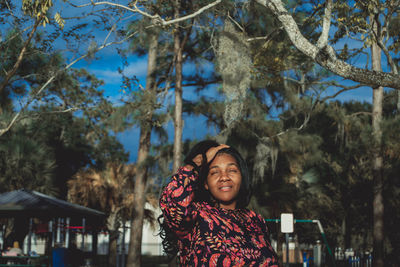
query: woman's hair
[{"left": 158, "top": 140, "right": 252, "bottom": 258}]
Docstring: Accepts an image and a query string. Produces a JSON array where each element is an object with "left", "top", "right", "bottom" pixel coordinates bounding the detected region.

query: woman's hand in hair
[
  {"left": 183, "top": 143, "right": 228, "bottom": 171},
  {"left": 183, "top": 154, "right": 203, "bottom": 171},
  {"left": 205, "top": 144, "right": 229, "bottom": 163},
  {"left": 190, "top": 144, "right": 228, "bottom": 167}
]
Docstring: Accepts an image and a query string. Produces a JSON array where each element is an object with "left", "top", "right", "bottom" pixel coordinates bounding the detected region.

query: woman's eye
[
  {"left": 210, "top": 171, "right": 219, "bottom": 176},
  {"left": 228, "top": 169, "right": 238, "bottom": 173}
]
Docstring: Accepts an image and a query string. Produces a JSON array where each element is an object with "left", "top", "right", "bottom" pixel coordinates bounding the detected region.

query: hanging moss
[
  {"left": 254, "top": 137, "right": 279, "bottom": 183},
  {"left": 216, "top": 19, "right": 252, "bottom": 127}
]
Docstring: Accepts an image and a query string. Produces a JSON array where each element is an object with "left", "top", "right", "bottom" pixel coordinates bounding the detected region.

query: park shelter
[{"left": 0, "top": 189, "right": 106, "bottom": 255}]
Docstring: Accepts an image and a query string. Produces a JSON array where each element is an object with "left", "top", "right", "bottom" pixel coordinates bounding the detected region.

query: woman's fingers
[
  {"left": 206, "top": 144, "right": 229, "bottom": 163},
  {"left": 192, "top": 154, "right": 203, "bottom": 167}
]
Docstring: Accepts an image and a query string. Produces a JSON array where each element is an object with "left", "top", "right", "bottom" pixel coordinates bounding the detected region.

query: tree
[
  {"left": 0, "top": 117, "right": 56, "bottom": 194},
  {"left": 172, "top": 0, "right": 185, "bottom": 172},
  {"left": 0, "top": 0, "right": 49, "bottom": 103},
  {"left": 302, "top": 101, "right": 373, "bottom": 250},
  {"left": 68, "top": 162, "right": 157, "bottom": 267},
  {"left": 103, "top": 2, "right": 223, "bottom": 264},
  {"left": 125, "top": 21, "right": 160, "bottom": 267},
  {"left": 381, "top": 91, "right": 400, "bottom": 265},
  {"left": 250, "top": 1, "right": 399, "bottom": 265},
  {"left": 169, "top": 0, "right": 221, "bottom": 173},
  {"left": 0, "top": 0, "right": 138, "bottom": 136}
]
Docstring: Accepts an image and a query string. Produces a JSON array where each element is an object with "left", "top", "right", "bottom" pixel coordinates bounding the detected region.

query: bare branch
[
  {"left": 1, "top": 25, "right": 33, "bottom": 46},
  {"left": 0, "top": 17, "right": 42, "bottom": 96},
  {"left": 0, "top": 113, "right": 21, "bottom": 136},
  {"left": 228, "top": 13, "right": 245, "bottom": 33},
  {"left": 317, "top": 0, "right": 332, "bottom": 49},
  {"left": 247, "top": 27, "right": 283, "bottom": 42},
  {"left": 47, "top": 107, "right": 79, "bottom": 113},
  {"left": 103, "top": 23, "right": 116, "bottom": 46},
  {"left": 318, "top": 84, "right": 364, "bottom": 103},
  {"left": 245, "top": 110, "right": 312, "bottom": 149},
  {"left": 73, "top": 0, "right": 221, "bottom": 26},
  {"left": 377, "top": 38, "right": 398, "bottom": 75},
  {"left": 349, "top": 111, "right": 372, "bottom": 117}
]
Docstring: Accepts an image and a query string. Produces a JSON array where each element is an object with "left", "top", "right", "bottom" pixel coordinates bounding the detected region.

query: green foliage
[
  {"left": 298, "top": 101, "right": 375, "bottom": 249},
  {"left": 22, "top": 0, "right": 53, "bottom": 25},
  {"left": 0, "top": 116, "right": 56, "bottom": 194}
]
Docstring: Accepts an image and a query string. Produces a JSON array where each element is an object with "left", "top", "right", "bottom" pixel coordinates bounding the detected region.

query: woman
[{"left": 159, "top": 140, "right": 279, "bottom": 266}]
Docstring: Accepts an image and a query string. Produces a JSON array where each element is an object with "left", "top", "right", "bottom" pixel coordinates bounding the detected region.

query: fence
[
  {"left": 334, "top": 248, "right": 373, "bottom": 267},
  {"left": 345, "top": 255, "right": 373, "bottom": 267}
]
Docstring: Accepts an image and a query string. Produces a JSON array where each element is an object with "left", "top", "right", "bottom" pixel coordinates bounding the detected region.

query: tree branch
[
  {"left": 73, "top": 0, "right": 221, "bottom": 26},
  {"left": 255, "top": 0, "right": 400, "bottom": 89},
  {"left": 377, "top": 38, "right": 398, "bottom": 75},
  {"left": 349, "top": 111, "right": 372, "bottom": 117},
  {"left": 247, "top": 27, "right": 283, "bottom": 42},
  {"left": 318, "top": 84, "right": 365, "bottom": 103},
  {"left": 0, "top": 27, "right": 140, "bottom": 137},
  {"left": 316, "top": 0, "right": 332, "bottom": 49},
  {"left": 0, "top": 17, "right": 42, "bottom": 97}
]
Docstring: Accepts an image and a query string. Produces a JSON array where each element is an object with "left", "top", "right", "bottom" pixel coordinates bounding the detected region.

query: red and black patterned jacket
[{"left": 160, "top": 167, "right": 279, "bottom": 267}]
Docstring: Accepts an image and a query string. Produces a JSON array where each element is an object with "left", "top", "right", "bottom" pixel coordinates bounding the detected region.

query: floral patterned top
[{"left": 160, "top": 167, "right": 279, "bottom": 266}]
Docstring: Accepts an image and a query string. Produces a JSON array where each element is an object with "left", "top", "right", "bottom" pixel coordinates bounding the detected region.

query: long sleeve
[{"left": 159, "top": 167, "right": 199, "bottom": 237}]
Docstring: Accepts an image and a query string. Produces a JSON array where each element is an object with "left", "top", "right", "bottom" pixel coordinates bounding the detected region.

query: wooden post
[
  {"left": 65, "top": 217, "right": 70, "bottom": 248},
  {"left": 27, "top": 218, "right": 33, "bottom": 253},
  {"left": 81, "top": 218, "right": 86, "bottom": 250}
]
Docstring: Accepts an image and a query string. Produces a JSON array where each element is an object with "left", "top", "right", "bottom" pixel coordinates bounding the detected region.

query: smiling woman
[
  {"left": 205, "top": 153, "right": 242, "bottom": 210},
  {"left": 159, "top": 140, "right": 279, "bottom": 266}
]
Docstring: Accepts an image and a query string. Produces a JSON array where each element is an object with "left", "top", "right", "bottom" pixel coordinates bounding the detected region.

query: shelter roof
[{"left": 0, "top": 189, "right": 105, "bottom": 224}]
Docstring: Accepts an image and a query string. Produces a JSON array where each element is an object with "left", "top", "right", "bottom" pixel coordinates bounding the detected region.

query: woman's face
[{"left": 204, "top": 153, "right": 242, "bottom": 210}]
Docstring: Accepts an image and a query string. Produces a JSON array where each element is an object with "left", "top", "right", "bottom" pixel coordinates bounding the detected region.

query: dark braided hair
[{"left": 158, "top": 140, "right": 252, "bottom": 259}]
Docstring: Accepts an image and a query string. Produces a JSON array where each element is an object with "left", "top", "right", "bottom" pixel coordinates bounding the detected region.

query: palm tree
[
  {"left": 67, "top": 162, "right": 157, "bottom": 267},
  {"left": 0, "top": 116, "right": 56, "bottom": 194}
]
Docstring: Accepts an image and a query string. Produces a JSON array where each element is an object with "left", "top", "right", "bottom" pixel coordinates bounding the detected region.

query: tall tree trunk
[
  {"left": 172, "top": 0, "right": 183, "bottom": 173},
  {"left": 108, "top": 230, "right": 119, "bottom": 267},
  {"left": 370, "top": 14, "right": 384, "bottom": 267},
  {"left": 344, "top": 210, "right": 351, "bottom": 250},
  {"left": 126, "top": 26, "right": 159, "bottom": 267},
  {"left": 107, "top": 211, "right": 120, "bottom": 267},
  {"left": 169, "top": 4, "right": 183, "bottom": 267}
]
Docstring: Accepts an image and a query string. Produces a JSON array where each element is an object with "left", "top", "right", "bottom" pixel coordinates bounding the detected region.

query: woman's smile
[{"left": 219, "top": 185, "right": 233, "bottom": 191}]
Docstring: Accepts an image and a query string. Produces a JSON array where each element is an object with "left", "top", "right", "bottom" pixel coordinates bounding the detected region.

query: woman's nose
[{"left": 219, "top": 171, "right": 230, "bottom": 181}]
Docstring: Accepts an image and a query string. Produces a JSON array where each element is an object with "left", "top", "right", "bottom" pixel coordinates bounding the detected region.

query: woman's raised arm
[{"left": 159, "top": 166, "right": 199, "bottom": 238}]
